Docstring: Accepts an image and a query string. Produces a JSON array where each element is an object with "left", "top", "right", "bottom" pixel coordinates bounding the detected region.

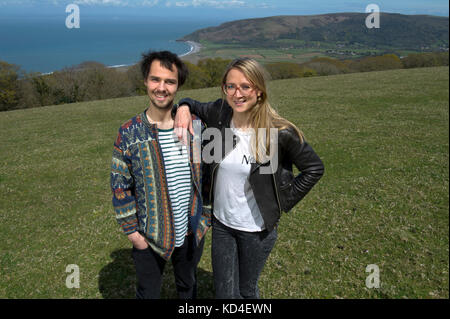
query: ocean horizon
[{"left": 0, "top": 15, "right": 218, "bottom": 74}]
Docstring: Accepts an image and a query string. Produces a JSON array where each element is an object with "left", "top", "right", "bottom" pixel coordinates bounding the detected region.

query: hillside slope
[
  {"left": 181, "top": 13, "right": 449, "bottom": 51},
  {"left": 0, "top": 67, "right": 448, "bottom": 298}
]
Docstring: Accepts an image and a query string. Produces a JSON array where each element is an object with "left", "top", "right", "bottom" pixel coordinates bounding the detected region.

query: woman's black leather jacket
[{"left": 176, "top": 98, "right": 325, "bottom": 232}]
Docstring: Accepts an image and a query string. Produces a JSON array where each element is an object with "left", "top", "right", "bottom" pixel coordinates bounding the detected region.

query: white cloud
[
  {"left": 192, "top": 0, "right": 246, "bottom": 8},
  {"left": 167, "top": 0, "right": 246, "bottom": 8},
  {"left": 166, "top": 0, "right": 250, "bottom": 9},
  {"left": 74, "top": 0, "right": 126, "bottom": 5},
  {"left": 140, "top": 0, "right": 159, "bottom": 6},
  {"left": 0, "top": 0, "right": 160, "bottom": 6},
  {"left": 0, "top": 0, "right": 37, "bottom": 6},
  {"left": 72, "top": 0, "right": 159, "bottom": 6},
  {"left": 0, "top": 0, "right": 270, "bottom": 8},
  {"left": 174, "top": 1, "right": 189, "bottom": 7}
]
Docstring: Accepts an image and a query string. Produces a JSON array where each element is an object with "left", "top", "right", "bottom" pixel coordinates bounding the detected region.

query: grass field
[
  {"left": 182, "top": 41, "right": 330, "bottom": 65},
  {"left": 0, "top": 67, "right": 448, "bottom": 299},
  {"left": 181, "top": 40, "right": 399, "bottom": 65}
]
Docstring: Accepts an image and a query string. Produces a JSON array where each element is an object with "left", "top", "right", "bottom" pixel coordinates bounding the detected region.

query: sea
[{"left": 0, "top": 15, "right": 218, "bottom": 74}]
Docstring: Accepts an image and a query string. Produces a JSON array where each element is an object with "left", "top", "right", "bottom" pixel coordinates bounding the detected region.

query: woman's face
[{"left": 223, "top": 68, "right": 261, "bottom": 116}]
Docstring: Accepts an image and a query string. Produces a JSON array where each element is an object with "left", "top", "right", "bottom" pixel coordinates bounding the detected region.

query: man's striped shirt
[{"left": 158, "top": 128, "right": 191, "bottom": 247}]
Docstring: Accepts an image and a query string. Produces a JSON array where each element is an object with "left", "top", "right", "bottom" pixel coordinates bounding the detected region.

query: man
[{"left": 110, "top": 51, "right": 210, "bottom": 299}]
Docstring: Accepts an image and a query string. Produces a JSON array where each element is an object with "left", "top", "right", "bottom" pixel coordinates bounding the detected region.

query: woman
[{"left": 174, "top": 58, "right": 324, "bottom": 299}]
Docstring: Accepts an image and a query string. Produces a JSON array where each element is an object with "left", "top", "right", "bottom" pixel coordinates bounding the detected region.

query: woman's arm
[
  {"left": 281, "top": 127, "right": 325, "bottom": 207},
  {"left": 178, "top": 98, "right": 222, "bottom": 123},
  {"left": 174, "top": 98, "right": 222, "bottom": 140}
]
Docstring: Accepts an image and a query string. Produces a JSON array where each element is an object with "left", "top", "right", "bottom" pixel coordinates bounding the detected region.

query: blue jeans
[{"left": 211, "top": 216, "right": 277, "bottom": 299}]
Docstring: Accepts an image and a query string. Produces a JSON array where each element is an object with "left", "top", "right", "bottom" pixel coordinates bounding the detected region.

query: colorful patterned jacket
[{"left": 110, "top": 111, "right": 211, "bottom": 260}]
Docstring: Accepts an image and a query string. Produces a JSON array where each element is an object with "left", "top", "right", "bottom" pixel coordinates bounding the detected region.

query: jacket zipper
[
  {"left": 272, "top": 173, "right": 282, "bottom": 215},
  {"left": 250, "top": 161, "right": 282, "bottom": 216}
]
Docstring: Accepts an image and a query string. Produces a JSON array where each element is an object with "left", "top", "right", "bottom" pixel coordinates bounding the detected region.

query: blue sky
[{"left": 0, "top": 0, "right": 448, "bottom": 19}]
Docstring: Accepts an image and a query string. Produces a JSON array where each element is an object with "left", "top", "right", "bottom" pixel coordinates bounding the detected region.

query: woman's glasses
[{"left": 223, "top": 83, "right": 255, "bottom": 96}]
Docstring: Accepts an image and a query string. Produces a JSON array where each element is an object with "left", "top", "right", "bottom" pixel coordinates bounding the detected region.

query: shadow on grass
[{"left": 98, "top": 249, "right": 214, "bottom": 299}]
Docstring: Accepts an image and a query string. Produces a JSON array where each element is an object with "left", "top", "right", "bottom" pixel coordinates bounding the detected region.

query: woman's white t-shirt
[{"left": 213, "top": 125, "right": 265, "bottom": 232}]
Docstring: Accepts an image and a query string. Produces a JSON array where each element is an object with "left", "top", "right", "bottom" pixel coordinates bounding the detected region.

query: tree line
[
  {"left": 265, "top": 52, "right": 449, "bottom": 79},
  {"left": 1, "top": 51, "right": 448, "bottom": 112}
]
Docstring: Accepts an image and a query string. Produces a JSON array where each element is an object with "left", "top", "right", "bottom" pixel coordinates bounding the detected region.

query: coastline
[
  {"left": 111, "top": 40, "right": 202, "bottom": 72},
  {"left": 109, "top": 40, "right": 201, "bottom": 68},
  {"left": 178, "top": 40, "right": 202, "bottom": 57},
  {"left": 38, "top": 41, "right": 202, "bottom": 75}
]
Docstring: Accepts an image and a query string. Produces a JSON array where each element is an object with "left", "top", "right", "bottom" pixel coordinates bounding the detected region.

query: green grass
[
  {"left": 184, "top": 40, "right": 397, "bottom": 64},
  {"left": 184, "top": 41, "right": 329, "bottom": 64},
  {"left": 0, "top": 67, "right": 448, "bottom": 298}
]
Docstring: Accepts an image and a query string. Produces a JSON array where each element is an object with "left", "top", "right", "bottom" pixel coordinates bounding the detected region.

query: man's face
[{"left": 145, "top": 60, "right": 179, "bottom": 110}]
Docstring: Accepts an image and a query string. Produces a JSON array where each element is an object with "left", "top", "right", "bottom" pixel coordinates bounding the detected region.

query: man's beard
[
  {"left": 150, "top": 99, "right": 174, "bottom": 110},
  {"left": 148, "top": 89, "right": 175, "bottom": 110}
]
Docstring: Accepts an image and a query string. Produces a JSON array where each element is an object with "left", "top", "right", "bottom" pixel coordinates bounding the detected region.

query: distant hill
[{"left": 181, "top": 13, "right": 449, "bottom": 51}]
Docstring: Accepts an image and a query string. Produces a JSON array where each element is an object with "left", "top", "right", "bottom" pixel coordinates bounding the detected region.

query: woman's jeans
[{"left": 212, "top": 216, "right": 278, "bottom": 299}]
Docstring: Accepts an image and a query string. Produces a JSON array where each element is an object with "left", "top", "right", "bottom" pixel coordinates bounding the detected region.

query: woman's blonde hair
[{"left": 221, "top": 58, "right": 304, "bottom": 163}]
